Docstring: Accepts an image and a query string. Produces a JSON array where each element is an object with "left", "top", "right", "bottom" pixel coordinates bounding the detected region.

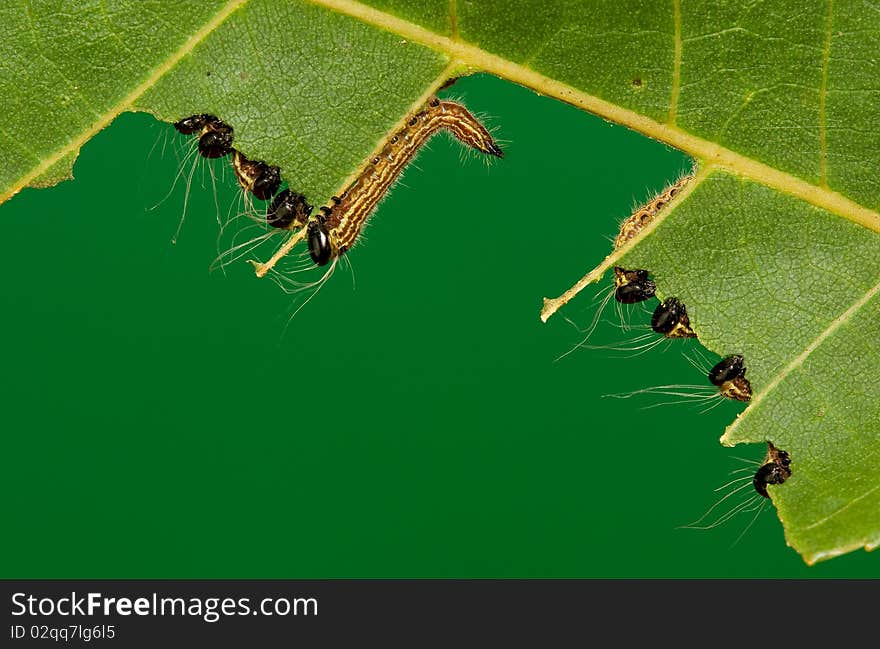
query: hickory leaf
[{"left": 1, "top": 0, "right": 878, "bottom": 564}]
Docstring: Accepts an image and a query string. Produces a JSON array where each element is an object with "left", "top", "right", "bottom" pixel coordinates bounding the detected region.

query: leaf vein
[
  {"left": 722, "top": 277, "right": 880, "bottom": 444},
  {"left": 802, "top": 483, "right": 879, "bottom": 531}
]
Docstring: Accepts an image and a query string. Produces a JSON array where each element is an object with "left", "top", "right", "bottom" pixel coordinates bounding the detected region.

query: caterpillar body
[
  {"left": 316, "top": 96, "right": 502, "bottom": 261},
  {"left": 251, "top": 95, "right": 502, "bottom": 275}
]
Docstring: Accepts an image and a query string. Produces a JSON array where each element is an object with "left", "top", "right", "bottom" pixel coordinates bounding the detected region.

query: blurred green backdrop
[{"left": 1, "top": 74, "right": 876, "bottom": 577}]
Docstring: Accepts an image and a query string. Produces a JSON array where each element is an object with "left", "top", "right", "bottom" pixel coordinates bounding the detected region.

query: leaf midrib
[
  {"left": 4, "top": 0, "right": 879, "bottom": 244},
  {"left": 803, "top": 483, "right": 880, "bottom": 532}
]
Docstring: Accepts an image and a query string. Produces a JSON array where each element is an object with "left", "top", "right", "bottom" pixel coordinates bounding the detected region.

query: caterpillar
[
  {"left": 173, "top": 114, "right": 234, "bottom": 159},
  {"left": 564, "top": 295, "right": 697, "bottom": 358},
  {"left": 253, "top": 95, "right": 502, "bottom": 276},
  {"left": 170, "top": 113, "right": 294, "bottom": 272},
  {"left": 319, "top": 96, "right": 502, "bottom": 260},
  {"left": 173, "top": 114, "right": 282, "bottom": 201},
  {"left": 752, "top": 442, "right": 792, "bottom": 498},
  {"left": 231, "top": 150, "right": 281, "bottom": 201},
  {"left": 615, "top": 173, "right": 692, "bottom": 249},
  {"left": 681, "top": 442, "right": 792, "bottom": 544},
  {"left": 651, "top": 297, "right": 696, "bottom": 340},
  {"left": 707, "top": 354, "right": 753, "bottom": 402}
]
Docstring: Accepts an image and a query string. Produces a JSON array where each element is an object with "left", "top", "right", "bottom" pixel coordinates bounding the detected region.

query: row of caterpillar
[
  {"left": 173, "top": 95, "right": 502, "bottom": 273},
  {"left": 173, "top": 108, "right": 791, "bottom": 526},
  {"left": 173, "top": 113, "right": 283, "bottom": 201},
  {"left": 597, "top": 174, "right": 793, "bottom": 505}
]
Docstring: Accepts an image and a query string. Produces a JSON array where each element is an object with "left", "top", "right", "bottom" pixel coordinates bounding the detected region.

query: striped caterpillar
[{"left": 252, "top": 95, "right": 503, "bottom": 276}]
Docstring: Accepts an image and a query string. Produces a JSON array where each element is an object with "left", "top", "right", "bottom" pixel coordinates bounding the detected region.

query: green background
[{"left": 1, "top": 74, "right": 876, "bottom": 577}]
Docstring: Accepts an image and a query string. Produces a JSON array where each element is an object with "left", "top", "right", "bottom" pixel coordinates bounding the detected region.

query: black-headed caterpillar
[
  {"left": 561, "top": 295, "right": 698, "bottom": 359},
  {"left": 605, "top": 351, "right": 753, "bottom": 410},
  {"left": 614, "top": 173, "right": 691, "bottom": 249},
  {"left": 171, "top": 114, "right": 298, "bottom": 272},
  {"left": 153, "top": 114, "right": 235, "bottom": 244},
  {"left": 173, "top": 115, "right": 282, "bottom": 203},
  {"left": 681, "top": 442, "right": 792, "bottom": 545},
  {"left": 168, "top": 115, "right": 253, "bottom": 244}
]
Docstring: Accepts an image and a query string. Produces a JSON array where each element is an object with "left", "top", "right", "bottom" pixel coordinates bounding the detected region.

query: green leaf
[
  {"left": 612, "top": 172, "right": 880, "bottom": 564},
  {"left": 0, "top": 0, "right": 449, "bottom": 200},
  {"left": 2, "top": 0, "right": 878, "bottom": 564}
]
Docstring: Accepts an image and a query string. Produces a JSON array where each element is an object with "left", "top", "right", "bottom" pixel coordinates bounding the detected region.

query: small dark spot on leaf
[
  {"left": 206, "top": 71, "right": 212, "bottom": 77},
  {"left": 632, "top": 78, "right": 643, "bottom": 87}
]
